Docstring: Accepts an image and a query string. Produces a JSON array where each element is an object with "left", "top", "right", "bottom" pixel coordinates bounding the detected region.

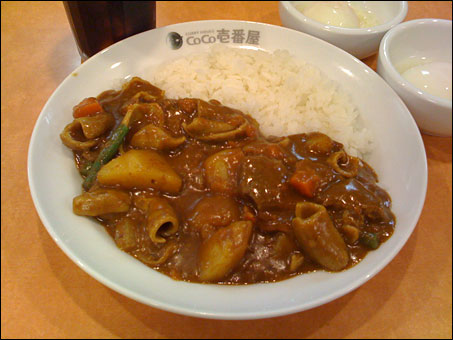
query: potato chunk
[
  {"left": 97, "top": 150, "right": 182, "bottom": 193},
  {"left": 204, "top": 148, "right": 244, "bottom": 194},
  {"left": 198, "top": 221, "right": 252, "bottom": 282}
]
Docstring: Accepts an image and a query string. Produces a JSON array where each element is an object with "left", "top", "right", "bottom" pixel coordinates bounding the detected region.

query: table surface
[{"left": 2, "top": 1, "right": 452, "bottom": 338}]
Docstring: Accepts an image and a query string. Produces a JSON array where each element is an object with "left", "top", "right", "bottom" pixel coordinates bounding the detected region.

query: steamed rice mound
[{"left": 151, "top": 45, "right": 372, "bottom": 157}]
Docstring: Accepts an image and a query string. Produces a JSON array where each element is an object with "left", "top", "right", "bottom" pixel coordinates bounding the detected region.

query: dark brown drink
[{"left": 63, "top": 1, "right": 156, "bottom": 61}]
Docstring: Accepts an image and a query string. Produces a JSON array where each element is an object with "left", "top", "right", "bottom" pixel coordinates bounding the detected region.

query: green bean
[
  {"left": 82, "top": 124, "right": 129, "bottom": 191},
  {"left": 359, "top": 231, "right": 380, "bottom": 249},
  {"left": 79, "top": 161, "right": 92, "bottom": 176}
]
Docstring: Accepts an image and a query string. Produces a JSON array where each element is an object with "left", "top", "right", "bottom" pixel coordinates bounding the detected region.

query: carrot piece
[
  {"left": 73, "top": 97, "right": 103, "bottom": 118},
  {"left": 289, "top": 170, "right": 320, "bottom": 198}
]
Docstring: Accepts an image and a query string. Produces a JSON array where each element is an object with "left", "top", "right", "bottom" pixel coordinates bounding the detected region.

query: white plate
[{"left": 28, "top": 20, "right": 427, "bottom": 320}]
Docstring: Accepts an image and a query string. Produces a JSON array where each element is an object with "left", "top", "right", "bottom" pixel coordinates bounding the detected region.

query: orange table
[{"left": 2, "top": 1, "right": 452, "bottom": 338}]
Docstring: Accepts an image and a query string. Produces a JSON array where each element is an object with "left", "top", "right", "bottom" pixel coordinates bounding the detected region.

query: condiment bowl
[
  {"left": 279, "top": 1, "right": 408, "bottom": 59},
  {"left": 377, "top": 19, "right": 452, "bottom": 137}
]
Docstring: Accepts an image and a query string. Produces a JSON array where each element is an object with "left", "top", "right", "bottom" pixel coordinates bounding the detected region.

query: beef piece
[{"left": 239, "top": 155, "right": 296, "bottom": 210}]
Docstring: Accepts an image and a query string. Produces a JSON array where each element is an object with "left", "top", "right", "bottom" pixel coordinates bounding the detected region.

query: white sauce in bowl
[
  {"left": 400, "top": 61, "right": 452, "bottom": 100},
  {"left": 295, "top": 1, "right": 380, "bottom": 28}
]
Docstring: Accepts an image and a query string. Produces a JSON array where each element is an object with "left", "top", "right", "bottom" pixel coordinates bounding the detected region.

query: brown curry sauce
[{"left": 63, "top": 77, "right": 395, "bottom": 284}]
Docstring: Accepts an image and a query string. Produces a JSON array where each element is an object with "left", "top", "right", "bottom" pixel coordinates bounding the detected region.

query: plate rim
[{"left": 27, "top": 19, "right": 428, "bottom": 320}]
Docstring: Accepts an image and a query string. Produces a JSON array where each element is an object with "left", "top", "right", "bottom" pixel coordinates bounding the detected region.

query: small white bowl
[
  {"left": 279, "top": 1, "right": 408, "bottom": 59},
  {"left": 377, "top": 19, "right": 452, "bottom": 137}
]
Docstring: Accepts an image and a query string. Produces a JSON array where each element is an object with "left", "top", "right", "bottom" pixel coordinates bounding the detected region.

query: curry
[{"left": 60, "top": 77, "right": 395, "bottom": 284}]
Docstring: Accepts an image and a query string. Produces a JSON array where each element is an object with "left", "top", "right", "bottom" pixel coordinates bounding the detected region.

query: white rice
[{"left": 150, "top": 45, "right": 372, "bottom": 157}]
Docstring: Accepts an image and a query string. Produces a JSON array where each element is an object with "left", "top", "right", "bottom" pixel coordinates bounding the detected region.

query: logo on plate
[
  {"left": 167, "top": 32, "right": 183, "bottom": 49},
  {"left": 185, "top": 29, "right": 261, "bottom": 46}
]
